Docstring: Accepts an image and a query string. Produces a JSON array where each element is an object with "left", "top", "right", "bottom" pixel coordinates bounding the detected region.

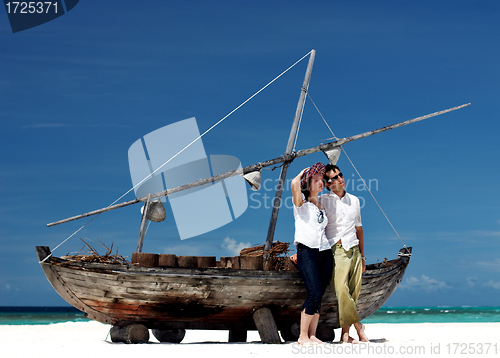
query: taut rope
[
  {"left": 307, "top": 92, "right": 406, "bottom": 247},
  {"left": 43, "top": 51, "right": 315, "bottom": 260}
]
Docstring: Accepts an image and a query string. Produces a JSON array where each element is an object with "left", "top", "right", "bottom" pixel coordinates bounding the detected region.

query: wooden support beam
[{"left": 252, "top": 307, "right": 282, "bottom": 344}]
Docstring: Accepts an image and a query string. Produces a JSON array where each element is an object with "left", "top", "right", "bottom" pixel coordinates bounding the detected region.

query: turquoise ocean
[{"left": 1, "top": 306, "right": 499, "bottom": 325}]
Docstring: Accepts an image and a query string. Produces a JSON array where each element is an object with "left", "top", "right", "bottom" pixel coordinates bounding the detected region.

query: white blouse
[{"left": 293, "top": 199, "right": 331, "bottom": 251}]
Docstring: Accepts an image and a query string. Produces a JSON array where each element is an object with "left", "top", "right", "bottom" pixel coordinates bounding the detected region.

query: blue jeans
[{"left": 296, "top": 243, "right": 334, "bottom": 315}]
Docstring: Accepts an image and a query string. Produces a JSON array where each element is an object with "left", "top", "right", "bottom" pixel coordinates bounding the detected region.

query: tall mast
[{"left": 263, "top": 50, "right": 316, "bottom": 262}]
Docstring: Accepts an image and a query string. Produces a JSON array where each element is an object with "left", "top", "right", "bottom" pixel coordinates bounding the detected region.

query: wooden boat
[
  {"left": 37, "top": 50, "right": 467, "bottom": 343},
  {"left": 35, "top": 245, "right": 411, "bottom": 343}
]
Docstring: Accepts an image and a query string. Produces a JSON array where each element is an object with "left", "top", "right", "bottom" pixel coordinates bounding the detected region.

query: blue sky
[{"left": 1, "top": 1, "right": 499, "bottom": 307}]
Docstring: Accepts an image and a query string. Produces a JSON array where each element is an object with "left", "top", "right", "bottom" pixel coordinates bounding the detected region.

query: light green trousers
[{"left": 330, "top": 243, "right": 362, "bottom": 327}]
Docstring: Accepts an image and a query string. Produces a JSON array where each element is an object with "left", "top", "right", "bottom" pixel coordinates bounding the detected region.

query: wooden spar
[
  {"left": 46, "top": 102, "right": 470, "bottom": 228},
  {"left": 297, "top": 103, "right": 471, "bottom": 156},
  {"left": 263, "top": 49, "right": 316, "bottom": 260}
]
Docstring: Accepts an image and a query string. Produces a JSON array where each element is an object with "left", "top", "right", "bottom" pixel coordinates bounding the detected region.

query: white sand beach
[{"left": 2, "top": 321, "right": 499, "bottom": 357}]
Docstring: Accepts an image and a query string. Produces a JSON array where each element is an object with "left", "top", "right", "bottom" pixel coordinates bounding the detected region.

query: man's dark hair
[
  {"left": 324, "top": 164, "right": 340, "bottom": 192},
  {"left": 325, "top": 164, "right": 340, "bottom": 173}
]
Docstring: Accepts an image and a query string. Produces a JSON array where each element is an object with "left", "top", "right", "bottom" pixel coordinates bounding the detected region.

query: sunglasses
[
  {"left": 327, "top": 172, "right": 343, "bottom": 183},
  {"left": 318, "top": 210, "right": 325, "bottom": 224}
]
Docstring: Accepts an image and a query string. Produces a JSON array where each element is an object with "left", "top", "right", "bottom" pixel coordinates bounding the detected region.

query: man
[{"left": 320, "top": 164, "right": 369, "bottom": 343}]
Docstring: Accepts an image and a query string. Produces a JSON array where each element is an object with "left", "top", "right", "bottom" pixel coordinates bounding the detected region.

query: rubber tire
[
  {"left": 280, "top": 322, "right": 300, "bottom": 342},
  {"left": 152, "top": 328, "right": 186, "bottom": 343}
]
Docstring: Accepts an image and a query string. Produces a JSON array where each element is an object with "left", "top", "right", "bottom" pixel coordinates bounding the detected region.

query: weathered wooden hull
[{"left": 36, "top": 246, "right": 411, "bottom": 331}]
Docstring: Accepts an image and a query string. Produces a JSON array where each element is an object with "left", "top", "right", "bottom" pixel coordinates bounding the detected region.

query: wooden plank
[
  {"left": 253, "top": 307, "right": 282, "bottom": 344},
  {"left": 55, "top": 258, "right": 401, "bottom": 302},
  {"left": 87, "top": 304, "right": 256, "bottom": 323},
  {"left": 360, "top": 269, "right": 402, "bottom": 290},
  {"left": 79, "top": 287, "right": 307, "bottom": 312},
  {"left": 61, "top": 255, "right": 402, "bottom": 281},
  {"left": 108, "top": 272, "right": 303, "bottom": 288},
  {"left": 66, "top": 280, "right": 383, "bottom": 314},
  {"left": 59, "top": 266, "right": 249, "bottom": 285},
  {"left": 75, "top": 261, "right": 303, "bottom": 279},
  {"left": 59, "top": 270, "right": 306, "bottom": 305},
  {"left": 78, "top": 294, "right": 327, "bottom": 330},
  {"left": 56, "top": 267, "right": 119, "bottom": 283}
]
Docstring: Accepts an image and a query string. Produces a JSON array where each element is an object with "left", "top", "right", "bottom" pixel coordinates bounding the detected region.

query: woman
[{"left": 289, "top": 162, "right": 333, "bottom": 345}]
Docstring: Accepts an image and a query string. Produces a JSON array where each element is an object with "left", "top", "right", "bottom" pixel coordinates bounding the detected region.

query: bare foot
[
  {"left": 310, "top": 335, "right": 324, "bottom": 345},
  {"left": 341, "top": 332, "right": 359, "bottom": 344},
  {"left": 298, "top": 335, "right": 312, "bottom": 345},
  {"left": 354, "top": 322, "right": 369, "bottom": 342}
]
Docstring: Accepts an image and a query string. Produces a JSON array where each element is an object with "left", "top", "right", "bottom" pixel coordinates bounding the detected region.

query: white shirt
[
  {"left": 319, "top": 191, "right": 362, "bottom": 250},
  {"left": 293, "top": 200, "right": 331, "bottom": 251}
]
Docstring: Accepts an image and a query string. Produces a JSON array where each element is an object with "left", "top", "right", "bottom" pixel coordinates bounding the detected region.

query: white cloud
[
  {"left": 476, "top": 258, "right": 500, "bottom": 272},
  {"left": 484, "top": 280, "right": 500, "bottom": 290},
  {"left": 466, "top": 277, "right": 477, "bottom": 288},
  {"left": 399, "top": 274, "right": 450, "bottom": 291},
  {"left": 473, "top": 230, "right": 500, "bottom": 237},
  {"left": 161, "top": 245, "right": 204, "bottom": 257},
  {"left": 221, "top": 237, "right": 251, "bottom": 256}
]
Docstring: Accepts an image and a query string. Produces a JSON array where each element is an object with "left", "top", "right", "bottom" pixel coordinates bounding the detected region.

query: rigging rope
[
  {"left": 45, "top": 50, "right": 315, "bottom": 259},
  {"left": 293, "top": 111, "right": 303, "bottom": 152},
  {"left": 307, "top": 92, "right": 406, "bottom": 247},
  {"left": 292, "top": 87, "right": 308, "bottom": 152},
  {"left": 115, "top": 50, "right": 315, "bottom": 207}
]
